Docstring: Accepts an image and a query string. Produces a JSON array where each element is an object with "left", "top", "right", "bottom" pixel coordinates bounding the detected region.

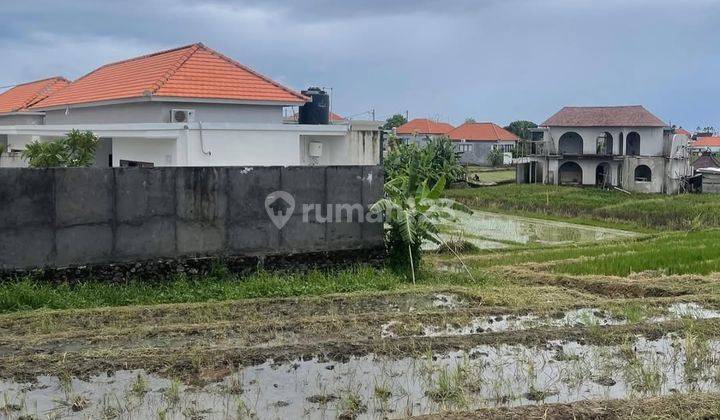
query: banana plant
[{"left": 371, "top": 168, "right": 473, "bottom": 283}]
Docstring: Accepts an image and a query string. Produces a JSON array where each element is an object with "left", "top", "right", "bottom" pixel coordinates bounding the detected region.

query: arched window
[
  {"left": 559, "top": 161, "right": 583, "bottom": 185},
  {"left": 627, "top": 132, "right": 641, "bottom": 156},
  {"left": 596, "top": 132, "right": 613, "bottom": 155},
  {"left": 634, "top": 165, "right": 652, "bottom": 182},
  {"left": 558, "top": 132, "right": 583, "bottom": 154}
]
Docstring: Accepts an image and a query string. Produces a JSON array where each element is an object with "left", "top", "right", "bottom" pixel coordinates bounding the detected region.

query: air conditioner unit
[{"left": 170, "top": 109, "right": 196, "bottom": 123}]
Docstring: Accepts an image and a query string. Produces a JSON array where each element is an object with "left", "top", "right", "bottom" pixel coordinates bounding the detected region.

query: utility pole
[
  {"left": 371, "top": 108, "right": 375, "bottom": 121},
  {"left": 405, "top": 110, "right": 409, "bottom": 121}
]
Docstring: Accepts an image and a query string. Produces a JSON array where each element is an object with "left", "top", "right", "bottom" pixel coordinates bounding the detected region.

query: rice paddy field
[
  {"left": 1, "top": 185, "right": 720, "bottom": 419},
  {"left": 446, "top": 184, "right": 720, "bottom": 231}
]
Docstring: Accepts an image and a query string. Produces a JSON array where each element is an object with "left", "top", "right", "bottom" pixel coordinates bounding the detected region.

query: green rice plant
[
  {"left": 0, "top": 266, "right": 403, "bottom": 313},
  {"left": 339, "top": 392, "right": 367, "bottom": 418},
  {"left": 162, "top": 380, "right": 181, "bottom": 409},
  {"left": 552, "top": 230, "right": 720, "bottom": 276},
  {"left": 129, "top": 373, "right": 147, "bottom": 399},
  {"left": 682, "top": 332, "right": 713, "bottom": 385},
  {"left": 446, "top": 184, "right": 720, "bottom": 230},
  {"left": 610, "top": 303, "right": 653, "bottom": 323},
  {"left": 425, "top": 364, "right": 468, "bottom": 407},
  {"left": 623, "top": 356, "right": 664, "bottom": 395}
]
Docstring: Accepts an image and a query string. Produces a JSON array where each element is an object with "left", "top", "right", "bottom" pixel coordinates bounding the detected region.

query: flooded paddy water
[
  {"left": 429, "top": 210, "right": 638, "bottom": 250},
  {"left": 3, "top": 332, "right": 720, "bottom": 419},
  {"left": 3, "top": 294, "right": 720, "bottom": 419}
]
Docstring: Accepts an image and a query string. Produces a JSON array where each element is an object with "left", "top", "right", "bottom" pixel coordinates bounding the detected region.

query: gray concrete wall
[
  {"left": 0, "top": 165, "right": 384, "bottom": 270},
  {"left": 702, "top": 172, "right": 720, "bottom": 193},
  {"left": 620, "top": 156, "right": 666, "bottom": 193},
  {"left": 43, "top": 102, "right": 283, "bottom": 124}
]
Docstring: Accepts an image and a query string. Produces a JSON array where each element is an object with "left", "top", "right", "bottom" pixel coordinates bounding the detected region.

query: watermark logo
[{"left": 265, "top": 191, "right": 295, "bottom": 229}]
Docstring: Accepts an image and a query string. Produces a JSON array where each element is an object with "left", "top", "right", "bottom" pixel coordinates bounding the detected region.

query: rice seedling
[
  {"left": 162, "top": 380, "right": 182, "bottom": 409},
  {"left": 129, "top": 373, "right": 148, "bottom": 399},
  {"left": 424, "top": 364, "right": 468, "bottom": 408}
]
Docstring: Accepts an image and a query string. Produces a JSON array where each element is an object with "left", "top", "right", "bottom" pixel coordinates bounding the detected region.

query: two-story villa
[{"left": 516, "top": 105, "right": 691, "bottom": 194}]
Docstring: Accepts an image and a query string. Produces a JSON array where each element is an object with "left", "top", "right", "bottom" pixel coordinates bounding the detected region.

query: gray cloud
[{"left": 1, "top": 0, "right": 719, "bottom": 128}]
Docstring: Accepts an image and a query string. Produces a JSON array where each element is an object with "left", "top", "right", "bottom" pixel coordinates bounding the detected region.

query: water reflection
[{"left": 436, "top": 211, "right": 637, "bottom": 250}]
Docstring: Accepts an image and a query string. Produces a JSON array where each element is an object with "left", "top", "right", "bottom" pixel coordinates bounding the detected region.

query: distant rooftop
[
  {"left": 447, "top": 122, "right": 519, "bottom": 142},
  {"left": 396, "top": 118, "right": 454, "bottom": 135},
  {"left": 0, "top": 77, "right": 69, "bottom": 114},
  {"left": 541, "top": 105, "right": 667, "bottom": 127},
  {"left": 692, "top": 136, "right": 720, "bottom": 148}
]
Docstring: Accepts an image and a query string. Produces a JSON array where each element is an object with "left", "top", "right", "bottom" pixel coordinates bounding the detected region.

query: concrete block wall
[
  {"left": 702, "top": 173, "right": 720, "bottom": 193},
  {"left": 0, "top": 166, "right": 384, "bottom": 270}
]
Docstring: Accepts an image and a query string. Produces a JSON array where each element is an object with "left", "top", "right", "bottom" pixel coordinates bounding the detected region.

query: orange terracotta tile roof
[
  {"left": 447, "top": 122, "right": 519, "bottom": 142},
  {"left": 0, "top": 77, "right": 69, "bottom": 113},
  {"left": 541, "top": 105, "right": 666, "bottom": 127},
  {"left": 692, "top": 136, "right": 720, "bottom": 148},
  {"left": 32, "top": 43, "right": 307, "bottom": 109},
  {"left": 396, "top": 118, "right": 454, "bottom": 135}
]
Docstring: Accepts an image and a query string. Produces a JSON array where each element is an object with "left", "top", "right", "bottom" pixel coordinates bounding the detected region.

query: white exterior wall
[
  {"left": 0, "top": 99, "right": 382, "bottom": 167},
  {"left": 113, "top": 137, "right": 178, "bottom": 167},
  {"left": 184, "top": 129, "right": 301, "bottom": 166}
]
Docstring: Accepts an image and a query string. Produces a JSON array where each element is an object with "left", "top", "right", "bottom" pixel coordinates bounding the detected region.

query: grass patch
[
  {"left": 466, "top": 168, "right": 516, "bottom": 183},
  {"left": 446, "top": 184, "right": 720, "bottom": 230},
  {"left": 552, "top": 230, "right": 720, "bottom": 276},
  {"left": 0, "top": 266, "right": 403, "bottom": 313}
]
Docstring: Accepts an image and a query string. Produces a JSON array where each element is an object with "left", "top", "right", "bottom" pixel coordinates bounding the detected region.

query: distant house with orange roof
[
  {"left": 691, "top": 136, "right": 720, "bottom": 153},
  {"left": 395, "top": 118, "right": 454, "bottom": 145},
  {"left": 0, "top": 77, "right": 70, "bottom": 167},
  {"left": 447, "top": 122, "right": 519, "bottom": 165},
  {"left": 0, "top": 43, "right": 381, "bottom": 168}
]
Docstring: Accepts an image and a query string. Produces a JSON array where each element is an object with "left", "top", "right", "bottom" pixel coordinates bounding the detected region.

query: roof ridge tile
[
  {"left": 191, "top": 44, "right": 307, "bottom": 102},
  {"left": 149, "top": 44, "right": 202, "bottom": 95}
]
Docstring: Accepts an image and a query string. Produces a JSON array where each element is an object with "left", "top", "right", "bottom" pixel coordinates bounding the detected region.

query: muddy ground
[{"left": 3, "top": 253, "right": 720, "bottom": 418}]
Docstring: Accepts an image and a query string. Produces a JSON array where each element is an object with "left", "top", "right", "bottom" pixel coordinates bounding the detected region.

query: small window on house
[
  {"left": 120, "top": 159, "right": 154, "bottom": 168},
  {"left": 634, "top": 165, "right": 652, "bottom": 182}
]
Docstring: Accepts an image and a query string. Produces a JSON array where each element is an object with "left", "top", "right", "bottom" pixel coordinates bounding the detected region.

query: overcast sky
[{"left": 2, "top": 0, "right": 719, "bottom": 128}]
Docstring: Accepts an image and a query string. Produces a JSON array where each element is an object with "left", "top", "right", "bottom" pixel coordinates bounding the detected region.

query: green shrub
[
  {"left": 385, "top": 136, "right": 463, "bottom": 184},
  {"left": 22, "top": 129, "right": 99, "bottom": 168}
]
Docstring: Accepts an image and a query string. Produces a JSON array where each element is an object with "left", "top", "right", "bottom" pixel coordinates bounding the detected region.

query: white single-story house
[{"left": 0, "top": 43, "right": 381, "bottom": 168}]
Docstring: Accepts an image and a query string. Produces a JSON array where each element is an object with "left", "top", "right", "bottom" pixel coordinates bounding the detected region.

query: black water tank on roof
[{"left": 298, "top": 87, "right": 329, "bottom": 125}]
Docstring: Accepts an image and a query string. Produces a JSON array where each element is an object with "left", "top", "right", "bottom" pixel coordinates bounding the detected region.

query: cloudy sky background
[{"left": 2, "top": 0, "right": 719, "bottom": 128}]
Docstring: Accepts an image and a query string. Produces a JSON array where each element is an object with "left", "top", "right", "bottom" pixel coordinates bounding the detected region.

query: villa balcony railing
[{"left": 523, "top": 141, "right": 623, "bottom": 159}]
